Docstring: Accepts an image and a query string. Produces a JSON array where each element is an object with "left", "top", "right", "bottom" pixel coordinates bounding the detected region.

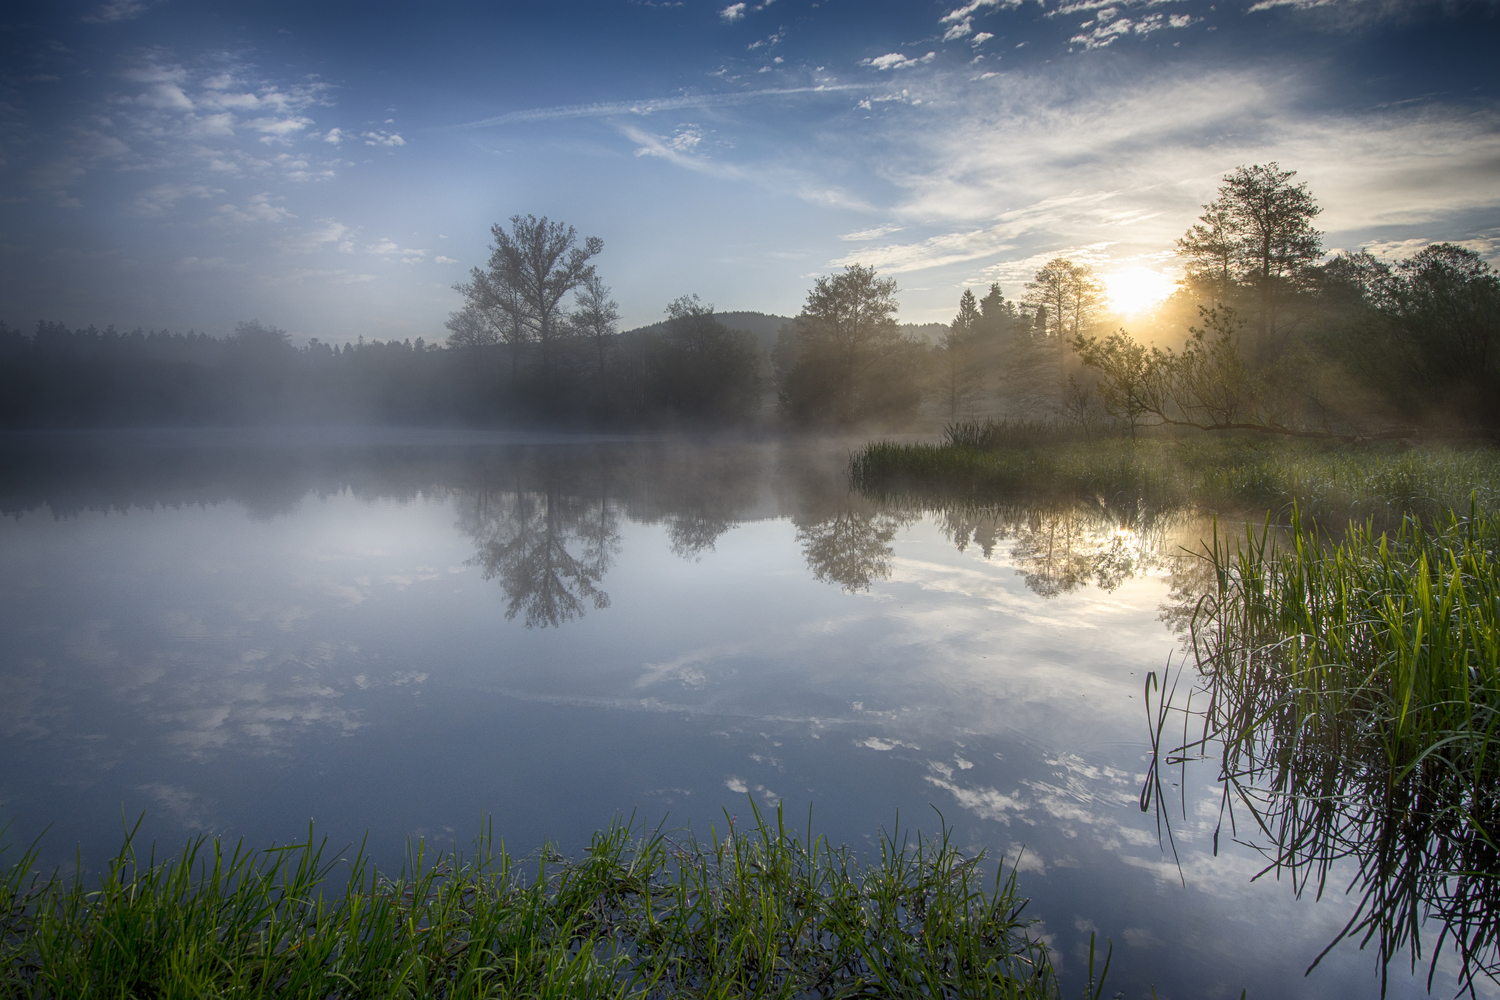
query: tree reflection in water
[
  {"left": 457, "top": 486, "right": 619, "bottom": 629},
  {"left": 928, "top": 498, "right": 1198, "bottom": 598}
]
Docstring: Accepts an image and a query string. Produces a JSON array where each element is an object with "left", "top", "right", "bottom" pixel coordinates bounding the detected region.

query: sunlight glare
[{"left": 1102, "top": 267, "right": 1177, "bottom": 316}]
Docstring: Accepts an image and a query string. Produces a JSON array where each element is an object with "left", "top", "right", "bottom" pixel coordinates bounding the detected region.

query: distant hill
[
  {"left": 621, "top": 311, "right": 793, "bottom": 355},
  {"left": 622, "top": 311, "right": 949, "bottom": 353}
]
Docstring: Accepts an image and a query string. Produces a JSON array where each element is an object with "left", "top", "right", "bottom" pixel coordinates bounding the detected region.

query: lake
[{"left": 0, "top": 430, "right": 1475, "bottom": 998}]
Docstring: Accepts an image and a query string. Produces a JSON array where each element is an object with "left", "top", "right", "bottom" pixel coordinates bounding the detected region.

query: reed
[
  {"left": 1156, "top": 504, "right": 1500, "bottom": 995},
  {"left": 1, "top": 803, "right": 1092, "bottom": 999},
  {"left": 852, "top": 428, "right": 1500, "bottom": 528}
]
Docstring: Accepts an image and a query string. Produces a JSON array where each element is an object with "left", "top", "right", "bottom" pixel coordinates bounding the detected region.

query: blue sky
[{"left": 2, "top": 0, "right": 1497, "bottom": 342}]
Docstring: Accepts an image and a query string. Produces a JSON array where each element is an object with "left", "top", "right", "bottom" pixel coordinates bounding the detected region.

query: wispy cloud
[
  {"left": 453, "top": 85, "right": 860, "bottom": 128},
  {"left": 79, "top": 0, "right": 154, "bottom": 24}
]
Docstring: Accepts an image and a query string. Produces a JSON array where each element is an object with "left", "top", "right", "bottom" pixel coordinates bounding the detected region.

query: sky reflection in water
[{"left": 0, "top": 432, "right": 1477, "bottom": 998}]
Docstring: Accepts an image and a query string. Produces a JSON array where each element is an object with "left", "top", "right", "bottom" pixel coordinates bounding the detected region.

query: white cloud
[
  {"left": 720, "top": 3, "right": 747, "bottom": 21},
  {"left": 841, "top": 223, "right": 905, "bottom": 241},
  {"left": 862, "top": 52, "right": 937, "bottom": 71},
  {"left": 940, "top": 0, "right": 1021, "bottom": 26},
  {"left": 323, "top": 128, "right": 345, "bottom": 144},
  {"left": 943, "top": 17, "right": 974, "bottom": 40},
  {"left": 362, "top": 130, "right": 406, "bottom": 147},
  {"left": 277, "top": 220, "right": 354, "bottom": 254},
  {"left": 212, "top": 192, "right": 293, "bottom": 225},
  {"left": 434, "top": 255, "right": 459, "bottom": 264},
  {"left": 973, "top": 31, "right": 995, "bottom": 43},
  {"left": 248, "top": 116, "right": 314, "bottom": 140}
]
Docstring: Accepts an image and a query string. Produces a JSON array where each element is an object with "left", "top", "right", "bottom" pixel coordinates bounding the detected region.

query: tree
[
  {"left": 636, "top": 295, "right": 761, "bottom": 422},
  {"left": 483, "top": 215, "right": 603, "bottom": 388},
  {"left": 1371, "top": 243, "right": 1500, "bottom": 424},
  {"left": 444, "top": 303, "right": 500, "bottom": 349},
  {"left": 1023, "top": 258, "right": 1103, "bottom": 344},
  {"left": 455, "top": 267, "right": 534, "bottom": 379},
  {"left": 774, "top": 264, "right": 921, "bottom": 426},
  {"left": 935, "top": 289, "right": 986, "bottom": 420},
  {"left": 1175, "top": 200, "right": 1238, "bottom": 290},
  {"left": 570, "top": 272, "right": 620, "bottom": 384},
  {"left": 1179, "top": 163, "right": 1322, "bottom": 338}
]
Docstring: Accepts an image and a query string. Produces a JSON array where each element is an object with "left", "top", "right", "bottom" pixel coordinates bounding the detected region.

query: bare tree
[{"left": 484, "top": 215, "right": 603, "bottom": 387}]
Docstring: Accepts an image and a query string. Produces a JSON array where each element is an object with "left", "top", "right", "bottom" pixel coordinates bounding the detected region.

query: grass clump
[
  {"left": 1154, "top": 505, "right": 1500, "bottom": 995},
  {"left": 1, "top": 804, "right": 1078, "bottom": 999},
  {"left": 852, "top": 420, "right": 1500, "bottom": 527}
]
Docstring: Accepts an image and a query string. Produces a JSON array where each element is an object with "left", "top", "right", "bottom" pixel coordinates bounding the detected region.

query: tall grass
[
  {"left": 1, "top": 804, "right": 1090, "bottom": 999},
  {"left": 1154, "top": 505, "right": 1500, "bottom": 995},
  {"left": 853, "top": 429, "right": 1500, "bottom": 528}
]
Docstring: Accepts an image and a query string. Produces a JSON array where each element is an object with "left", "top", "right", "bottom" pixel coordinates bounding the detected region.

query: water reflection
[
  {"left": 0, "top": 431, "right": 1454, "bottom": 998},
  {"left": 459, "top": 487, "right": 618, "bottom": 628}
]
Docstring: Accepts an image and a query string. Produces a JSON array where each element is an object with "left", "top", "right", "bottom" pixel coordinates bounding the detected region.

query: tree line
[
  {"left": 966, "top": 164, "right": 1500, "bottom": 438},
  {"left": 3, "top": 172, "right": 1494, "bottom": 433}
]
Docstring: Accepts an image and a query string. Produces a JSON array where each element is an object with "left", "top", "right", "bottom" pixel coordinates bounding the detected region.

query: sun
[{"left": 1101, "top": 267, "right": 1177, "bottom": 317}]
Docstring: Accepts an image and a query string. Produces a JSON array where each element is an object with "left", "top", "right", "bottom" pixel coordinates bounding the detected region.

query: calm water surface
[{"left": 0, "top": 431, "right": 1477, "bottom": 998}]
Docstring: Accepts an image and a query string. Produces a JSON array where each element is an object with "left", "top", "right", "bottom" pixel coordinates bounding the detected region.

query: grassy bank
[
  {"left": 1, "top": 806, "right": 1083, "bottom": 999},
  {"left": 1154, "top": 506, "right": 1500, "bottom": 993},
  {"left": 851, "top": 422, "right": 1500, "bottom": 526}
]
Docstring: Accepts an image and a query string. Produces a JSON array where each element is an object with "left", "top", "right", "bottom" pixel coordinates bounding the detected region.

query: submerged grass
[
  {"left": 1, "top": 804, "right": 1087, "bottom": 999},
  {"left": 851, "top": 422, "right": 1500, "bottom": 528},
  {"left": 1156, "top": 505, "right": 1500, "bottom": 995}
]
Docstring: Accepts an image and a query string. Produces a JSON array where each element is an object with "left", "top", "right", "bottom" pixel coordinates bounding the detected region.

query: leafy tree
[
  {"left": 634, "top": 295, "right": 762, "bottom": 423},
  {"left": 774, "top": 264, "right": 922, "bottom": 426},
  {"left": 935, "top": 290, "right": 986, "bottom": 420},
  {"left": 1022, "top": 258, "right": 1103, "bottom": 344},
  {"left": 443, "top": 303, "right": 500, "bottom": 349},
  {"left": 1179, "top": 163, "right": 1322, "bottom": 338},
  {"left": 454, "top": 267, "right": 535, "bottom": 378},
  {"left": 1371, "top": 243, "right": 1500, "bottom": 424},
  {"left": 571, "top": 273, "right": 620, "bottom": 384},
  {"left": 482, "top": 215, "right": 603, "bottom": 388}
]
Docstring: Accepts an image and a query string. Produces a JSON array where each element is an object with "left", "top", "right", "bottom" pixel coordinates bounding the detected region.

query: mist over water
[{"left": 0, "top": 430, "right": 1468, "bottom": 997}]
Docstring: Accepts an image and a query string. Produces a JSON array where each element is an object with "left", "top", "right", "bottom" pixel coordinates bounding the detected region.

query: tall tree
[
  {"left": 484, "top": 215, "right": 603, "bottom": 388},
  {"left": 774, "top": 264, "right": 920, "bottom": 426},
  {"left": 1181, "top": 163, "right": 1322, "bottom": 338},
  {"left": 936, "top": 289, "right": 986, "bottom": 420},
  {"left": 455, "top": 267, "right": 535, "bottom": 379},
  {"left": 1023, "top": 258, "right": 1103, "bottom": 343}
]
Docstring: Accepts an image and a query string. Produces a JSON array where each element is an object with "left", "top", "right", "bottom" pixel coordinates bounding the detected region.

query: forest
[{"left": 1, "top": 166, "right": 1496, "bottom": 437}]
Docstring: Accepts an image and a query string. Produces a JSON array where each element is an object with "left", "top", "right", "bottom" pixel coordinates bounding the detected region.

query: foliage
[
  {"left": 774, "top": 265, "right": 924, "bottom": 427},
  {"left": 0, "top": 806, "right": 1075, "bottom": 999},
  {"left": 852, "top": 433, "right": 1500, "bottom": 530},
  {"left": 1175, "top": 163, "right": 1322, "bottom": 337},
  {"left": 1151, "top": 505, "right": 1500, "bottom": 995},
  {"left": 623, "top": 296, "right": 762, "bottom": 423}
]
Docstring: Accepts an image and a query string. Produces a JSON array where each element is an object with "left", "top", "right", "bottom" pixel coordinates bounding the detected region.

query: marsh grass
[
  {"left": 852, "top": 427, "right": 1500, "bottom": 529},
  {"left": 1, "top": 804, "right": 1089, "bottom": 999},
  {"left": 1151, "top": 505, "right": 1500, "bottom": 996}
]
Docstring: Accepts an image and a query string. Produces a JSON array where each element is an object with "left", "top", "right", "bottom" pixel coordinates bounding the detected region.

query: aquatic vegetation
[
  {"left": 0, "top": 805, "right": 1089, "bottom": 999},
  {"left": 852, "top": 423, "right": 1500, "bottom": 528},
  {"left": 1150, "top": 505, "right": 1500, "bottom": 995}
]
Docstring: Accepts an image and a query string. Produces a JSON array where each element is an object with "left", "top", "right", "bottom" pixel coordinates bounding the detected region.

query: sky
[{"left": 2, "top": 0, "right": 1498, "bottom": 344}]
